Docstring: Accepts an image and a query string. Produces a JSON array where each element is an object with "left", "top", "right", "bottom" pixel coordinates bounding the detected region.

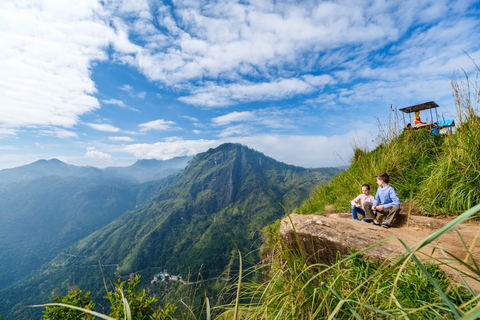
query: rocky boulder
[{"left": 279, "top": 212, "right": 480, "bottom": 291}]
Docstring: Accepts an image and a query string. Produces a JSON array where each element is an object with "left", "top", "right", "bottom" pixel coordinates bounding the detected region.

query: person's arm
[{"left": 351, "top": 195, "right": 361, "bottom": 206}]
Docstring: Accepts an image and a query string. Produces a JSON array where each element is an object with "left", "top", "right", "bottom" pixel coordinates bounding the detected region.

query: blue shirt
[{"left": 373, "top": 185, "right": 400, "bottom": 209}]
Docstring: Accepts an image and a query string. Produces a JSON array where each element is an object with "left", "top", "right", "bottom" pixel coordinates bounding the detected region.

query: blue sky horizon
[{"left": 1, "top": 0, "right": 479, "bottom": 170}]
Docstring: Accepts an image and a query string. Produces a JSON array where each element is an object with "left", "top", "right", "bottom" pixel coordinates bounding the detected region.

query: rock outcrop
[{"left": 279, "top": 212, "right": 480, "bottom": 291}]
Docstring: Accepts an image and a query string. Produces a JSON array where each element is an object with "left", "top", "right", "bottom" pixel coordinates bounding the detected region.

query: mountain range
[
  {"left": 0, "top": 156, "right": 191, "bottom": 291},
  {"left": 0, "top": 143, "right": 339, "bottom": 319}
]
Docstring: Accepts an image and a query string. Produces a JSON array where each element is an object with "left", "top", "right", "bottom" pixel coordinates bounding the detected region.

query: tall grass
[
  {"left": 222, "top": 204, "right": 480, "bottom": 319},
  {"left": 417, "top": 70, "right": 480, "bottom": 214},
  {"left": 298, "top": 69, "right": 480, "bottom": 216},
  {"left": 297, "top": 128, "right": 442, "bottom": 215}
]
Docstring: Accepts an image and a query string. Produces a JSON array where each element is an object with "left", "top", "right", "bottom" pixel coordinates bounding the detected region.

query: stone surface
[{"left": 279, "top": 213, "right": 480, "bottom": 291}]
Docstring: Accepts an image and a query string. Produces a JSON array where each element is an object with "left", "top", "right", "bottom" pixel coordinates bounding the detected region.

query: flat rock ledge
[
  {"left": 279, "top": 213, "right": 480, "bottom": 292},
  {"left": 279, "top": 213, "right": 408, "bottom": 265},
  {"left": 280, "top": 212, "right": 446, "bottom": 265}
]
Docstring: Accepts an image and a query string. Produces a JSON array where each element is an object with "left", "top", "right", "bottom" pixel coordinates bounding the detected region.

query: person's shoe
[
  {"left": 381, "top": 222, "right": 389, "bottom": 228},
  {"left": 361, "top": 218, "right": 369, "bottom": 222},
  {"left": 371, "top": 220, "right": 379, "bottom": 226}
]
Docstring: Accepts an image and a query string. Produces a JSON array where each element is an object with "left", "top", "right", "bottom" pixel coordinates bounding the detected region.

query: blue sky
[{"left": 0, "top": 0, "right": 479, "bottom": 170}]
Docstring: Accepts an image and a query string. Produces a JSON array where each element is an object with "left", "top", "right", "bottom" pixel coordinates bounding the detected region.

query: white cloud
[
  {"left": 212, "top": 111, "right": 255, "bottom": 126},
  {"left": 101, "top": 99, "right": 128, "bottom": 108},
  {"left": 86, "top": 123, "right": 121, "bottom": 132},
  {"left": 107, "top": 0, "right": 479, "bottom": 111},
  {"left": 228, "top": 131, "right": 375, "bottom": 168},
  {"left": 101, "top": 98, "right": 139, "bottom": 112},
  {"left": 0, "top": 0, "right": 116, "bottom": 129},
  {"left": 121, "top": 138, "right": 220, "bottom": 160},
  {"left": 139, "top": 119, "right": 178, "bottom": 132},
  {"left": 38, "top": 128, "right": 78, "bottom": 139},
  {"left": 109, "top": 136, "right": 134, "bottom": 142},
  {"left": 85, "top": 147, "right": 112, "bottom": 161},
  {"left": 0, "top": 128, "right": 17, "bottom": 137},
  {"left": 118, "top": 129, "right": 375, "bottom": 168},
  {"left": 120, "top": 84, "right": 146, "bottom": 98},
  {"left": 212, "top": 107, "right": 300, "bottom": 137},
  {"left": 180, "top": 78, "right": 320, "bottom": 107},
  {"left": 182, "top": 115, "right": 200, "bottom": 122}
]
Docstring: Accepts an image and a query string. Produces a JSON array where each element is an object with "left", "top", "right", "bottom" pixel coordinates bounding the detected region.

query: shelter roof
[{"left": 399, "top": 101, "right": 439, "bottom": 113}]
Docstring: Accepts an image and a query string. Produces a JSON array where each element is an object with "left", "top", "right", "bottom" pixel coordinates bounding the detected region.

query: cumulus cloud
[
  {"left": 101, "top": 99, "right": 128, "bottom": 108},
  {"left": 86, "top": 123, "right": 121, "bottom": 132},
  {"left": 38, "top": 128, "right": 78, "bottom": 139},
  {"left": 179, "top": 78, "right": 320, "bottom": 107},
  {"left": 85, "top": 147, "right": 112, "bottom": 161},
  {"left": 228, "top": 131, "right": 375, "bottom": 168},
  {"left": 118, "top": 129, "right": 374, "bottom": 168},
  {"left": 121, "top": 138, "right": 220, "bottom": 160},
  {"left": 139, "top": 119, "right": 179, "bottom": 132},
  {"left": 0, "top": 0, "right": 115, "bottom": 129},
  {"left": 108, "top": 0, "right": 478, "bottom": 110},
  {"left": 212, "top": 107, "right": 301, "bottom": 137},
  {"left": 109, "top": 136, "right": 134, "bottom": 142}
]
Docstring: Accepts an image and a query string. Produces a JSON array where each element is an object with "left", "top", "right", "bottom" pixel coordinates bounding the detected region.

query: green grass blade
[
  {"left": 180, "top": 299, "right": 196, "bottom": 319},
  {"left": 27, "top": 303, "right": 117, "bottom": 320},
  {"left": 233, "top": 248, "right": 242, "bottom": 320},
  {"left": 398, "top": 238, "right": 463, "bottom": 318},
  {"left": 459, "top": 302, "right": 480, "bottom": 320},
  {"left": 206, "top": 297, "right": 211, "bottom": 320}
]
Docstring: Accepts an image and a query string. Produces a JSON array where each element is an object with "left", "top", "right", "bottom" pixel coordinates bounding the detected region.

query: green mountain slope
[
  {"left": 0, "top": 158, "right": 188, "bottom": 293},
  {"left": 0, "top": 143, "right": 338, "bottom": 319},
  {"left": 0, "top": 176, "right": 139, "bottom": 291}
]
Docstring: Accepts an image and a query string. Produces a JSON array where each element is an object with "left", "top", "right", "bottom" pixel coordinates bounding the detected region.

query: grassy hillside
[
  {"left": 218, "top": 72, "right": 480, "bottom": 319},
  {"left": 298, "top": 80, "right": 480, "bottom": 216}
]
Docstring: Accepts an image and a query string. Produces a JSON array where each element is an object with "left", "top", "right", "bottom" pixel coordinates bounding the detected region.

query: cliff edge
[{"left": 280, "top": 212, "right": 480, "bottom": 291}]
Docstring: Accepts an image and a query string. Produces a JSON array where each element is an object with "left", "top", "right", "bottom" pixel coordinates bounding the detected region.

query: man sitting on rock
[{"left": 363, "top": 172, "right": 401, "bottom": 228}]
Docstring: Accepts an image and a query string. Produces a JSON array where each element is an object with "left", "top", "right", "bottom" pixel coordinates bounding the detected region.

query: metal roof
[{"left": 399, "top": 101, "right": 439, "bottom": 113}]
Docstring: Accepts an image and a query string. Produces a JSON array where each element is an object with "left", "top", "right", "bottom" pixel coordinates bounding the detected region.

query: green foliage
[
  {"left": 298, "top": 128, "right": 443, "bottom": 215},
  {"left": 298, "top": 70, "right": 480, "bottom": 216},
  {"left": 40, "top": 275, "right": 176, "bottom": 320},
  {"left": 1, "top": 143, "right": 336, "bottom": 320},
  {"left": 224, "top": 204, "right": 480, "bottom": 319},
  {"left": 105, "top": 274, "right": 176, "bottom": 320},
  {"left": 417, "top": 72, "right": 480, "bottom": 214},
  {"left": 42, "top": 286, "right": 96, "bottom": 320}
]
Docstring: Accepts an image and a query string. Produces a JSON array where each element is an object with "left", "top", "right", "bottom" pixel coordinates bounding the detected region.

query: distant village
[
  {"left": 151, "top": 269, "right": 233, "bottom": 286},
  {"left": 151, "top": 270, "right": 181, "bottom": 284}
]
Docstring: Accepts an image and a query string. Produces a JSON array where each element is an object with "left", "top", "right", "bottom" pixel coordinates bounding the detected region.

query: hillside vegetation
[
  {"left": 4, "top": 75, "right": 479, "bottom": 320},
  {"left": 0, "top": 143, "right": 337, "bottom": 320},
  {"left": 298, "top": 76, "right": 480, "bottom": 216},
  {"left": 219, "top": 72, "right": 480, "bottom": 319}
]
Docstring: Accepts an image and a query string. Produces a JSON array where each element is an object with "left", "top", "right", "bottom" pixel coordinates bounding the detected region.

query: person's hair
[
  {"left": 375, "top": 172, "right": 390, "bottom": 184},
  {"left": 406, "top": 123, "right": 411, "bottom": 127},
  {"left": 361, "top": 184, "right": 370, "bottom": 190}
]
